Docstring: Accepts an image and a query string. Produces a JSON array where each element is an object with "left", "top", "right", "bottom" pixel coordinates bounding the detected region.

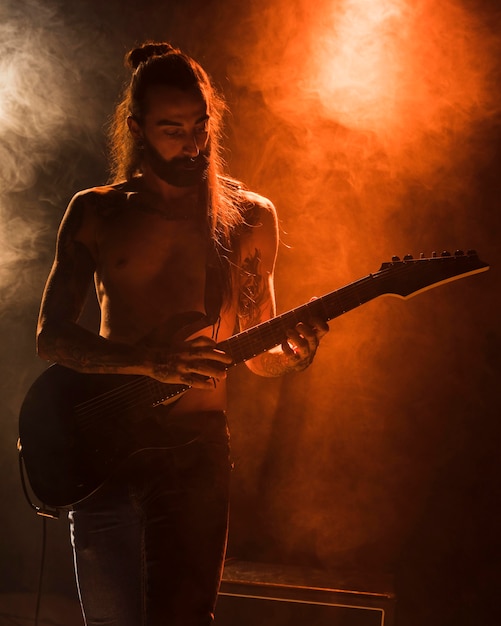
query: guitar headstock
[{"left": 378, "top": 249, "right": 489, "bottom": 298}]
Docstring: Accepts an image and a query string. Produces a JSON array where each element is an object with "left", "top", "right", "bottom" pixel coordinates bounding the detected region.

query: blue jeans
[{"left": 68, "top": 411, "right": 231, "bottom": 626}]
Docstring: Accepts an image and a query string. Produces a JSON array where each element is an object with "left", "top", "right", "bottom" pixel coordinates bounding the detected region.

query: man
[{"left": 36, "top": 42, "right": 328, "bottom": 625}]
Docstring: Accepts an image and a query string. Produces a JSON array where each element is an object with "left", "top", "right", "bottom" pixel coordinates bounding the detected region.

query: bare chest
[
  {"left": 99, "top": 211, "right": 205, "bottom": 275},
  {"left": 94, "top": 209, "right": 211, "bottom": 332}
]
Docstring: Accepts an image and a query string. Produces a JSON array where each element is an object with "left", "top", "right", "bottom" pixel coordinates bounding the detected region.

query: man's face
[{"left": 130, "top": 84, "right": 210, "bottom": 187}]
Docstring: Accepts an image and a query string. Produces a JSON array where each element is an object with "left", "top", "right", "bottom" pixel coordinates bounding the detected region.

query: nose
[{"left": 183, "top": 133, "right": 200, "bottom": 158}]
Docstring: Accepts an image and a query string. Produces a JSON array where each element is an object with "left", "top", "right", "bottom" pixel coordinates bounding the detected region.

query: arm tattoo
[{"left": 238, "top": 248, "right": 267, "bottom": 328}]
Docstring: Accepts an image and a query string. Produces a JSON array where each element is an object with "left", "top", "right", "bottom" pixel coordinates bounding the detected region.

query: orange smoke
[
  {"left": 224, "top": 0, "right": 500, "bottom": 564},
  {"left": 229, "top": 0, "right": 499, "bottom": 173}
]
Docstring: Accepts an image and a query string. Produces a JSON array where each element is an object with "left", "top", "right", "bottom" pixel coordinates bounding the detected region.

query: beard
[{"left": 142, "top": 139, "right": 210, "bottom": 188}]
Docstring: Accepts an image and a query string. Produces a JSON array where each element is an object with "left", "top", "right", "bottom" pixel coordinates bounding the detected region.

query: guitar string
[
  {"left": 75, "top": 378, "right": 184, "bottom": 428},
  {"left": 74, "top": 378, "right": 163, "bottom": 429},
  {"left": 73, "top": 258, "right": 466, "bottom": 427},
  {"left": 76, "top": 378, "right": 194, "bottom": 432},
  {"left": 76, "top": 377, "right": 153, "bottom": 414}
]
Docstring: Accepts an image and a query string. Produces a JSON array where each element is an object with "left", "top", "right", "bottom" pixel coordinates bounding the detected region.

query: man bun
[{"left": 126, "top": 42, "right": 178, "bottom": 70}]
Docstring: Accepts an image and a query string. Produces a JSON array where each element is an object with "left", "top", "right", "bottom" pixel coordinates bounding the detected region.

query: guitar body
[{"left": 18, "top": 365, "right": 182, "bottom": 508}]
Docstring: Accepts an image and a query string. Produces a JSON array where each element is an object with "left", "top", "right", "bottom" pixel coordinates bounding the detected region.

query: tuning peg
[
  {"left": 441, "top": 250, "right": 451, "bottom": 257},
  {"left": 403, "top": 254, "right": 413, "bottom": 261}
]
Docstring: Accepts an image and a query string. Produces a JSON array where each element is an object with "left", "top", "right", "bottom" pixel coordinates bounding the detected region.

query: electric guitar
[{"left": 18, "top": 250, "right": 489, "bottom": 509}]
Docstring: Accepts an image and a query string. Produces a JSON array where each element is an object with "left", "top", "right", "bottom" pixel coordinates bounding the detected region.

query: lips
[
  {"left": 143, "top": 140, "right": 209, "bottom": 186},
  {"left": 178, "top": 156, "right": 205, "bottom": 168}
]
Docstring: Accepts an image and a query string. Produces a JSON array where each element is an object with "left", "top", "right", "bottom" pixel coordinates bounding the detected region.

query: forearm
[{"left": 36, "top": 320, "right": 150, "bottom": 376}]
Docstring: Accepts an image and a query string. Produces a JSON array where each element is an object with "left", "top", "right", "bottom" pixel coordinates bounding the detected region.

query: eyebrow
[{"left": 156, "top": 114, "right": 209, "bottom": 127}]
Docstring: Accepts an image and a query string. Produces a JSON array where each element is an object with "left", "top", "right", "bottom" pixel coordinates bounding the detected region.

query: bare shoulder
[
  {"left": 68, "top": 183, "right": 126, "bottom": 214},
  {"left": 239, "top": 189, "right": 277, "bottom": 228},
  {"left": 234, "top": 188, "right": 279, "bottom": 268},
  {"left": 233, "top": 189, "right": 278, "bottom": 258},
  {"left": 55, "top": 185, "right": 124, "bottom": 256},
  {"left": 63, "top": 184, "right": 126, "bottom": 228}
]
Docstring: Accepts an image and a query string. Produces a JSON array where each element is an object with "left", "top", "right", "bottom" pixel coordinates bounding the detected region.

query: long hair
[{"left": 108, "top": 42, "right": 244, "bottom": 255}]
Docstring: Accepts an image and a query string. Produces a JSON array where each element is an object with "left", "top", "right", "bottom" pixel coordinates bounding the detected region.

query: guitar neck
[
  {"left": 218, "top": 273, "right": 377, "bottom": 364},
  {"left": 217, "top": 251, "right": 489, "bottom": 365},
  {"left": 143, "top": 251, "right": 488, "bottom": 401}
]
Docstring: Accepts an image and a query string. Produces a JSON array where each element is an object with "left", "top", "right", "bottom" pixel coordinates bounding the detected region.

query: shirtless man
[{"left": 36, "top": 43, "right": 328, "bottom": 626}]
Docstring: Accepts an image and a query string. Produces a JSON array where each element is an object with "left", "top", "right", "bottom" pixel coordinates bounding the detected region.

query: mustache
[{"left": 174, "top": 153, "right": 209, "bottom": 167}]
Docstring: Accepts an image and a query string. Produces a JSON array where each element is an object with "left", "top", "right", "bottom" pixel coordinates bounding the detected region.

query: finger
[
  {"left": 283, "top": 337, "right": 309, "bottom": 364},
  {"left": 281, "top": 337, "right": 299, "bottom": 358},
  {"left": 295, "top": 322, "right": 318, "bottom": 341},
  {"left": 294, "top": 320, "right": 328, "bottom": 347},
  {"left": 180, "top": 372, "right": 219, "bottom": 389},
  {"left": 182, "top": 337, "right": 233, "bottom": 364},
  {"left": 179, "top": 355, "right": 229, "bottom": 378},
  {"left": 187, "top": 347, "right": 233, "bottom": 365},
  {"left": 289, "top": 324, "right": 318, "bottom": 352},
  {"left": 309, "top": 316, "right": 329, "bottom": 338},
  {"left": 188, "top": 335, "right": 217, "bottom": 347}
]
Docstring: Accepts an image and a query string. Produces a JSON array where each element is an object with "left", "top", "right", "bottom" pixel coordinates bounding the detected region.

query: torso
[
  {"left": 74, "top": 181, "right": 266, "bottom": 414},
  {"left": 95, "top": 193, "right": 213, "bottom": 343}
]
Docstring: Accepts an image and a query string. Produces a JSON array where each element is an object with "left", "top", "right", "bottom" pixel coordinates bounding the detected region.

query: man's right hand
[{"left": 147, "top": 336, "right": 233, "bottom": 388}]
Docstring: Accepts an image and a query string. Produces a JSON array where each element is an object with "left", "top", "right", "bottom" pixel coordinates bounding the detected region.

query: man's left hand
[{"left": 282, "top": 315, "right": 329, "bottom": 372}]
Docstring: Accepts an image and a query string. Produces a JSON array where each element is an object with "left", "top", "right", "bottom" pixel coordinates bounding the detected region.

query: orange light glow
[
  {"left": 232, "top": 0, "right": 499, "bottom": 155},
  {"left": 306, "top": 0, "right": 407, "bottom": 133}
]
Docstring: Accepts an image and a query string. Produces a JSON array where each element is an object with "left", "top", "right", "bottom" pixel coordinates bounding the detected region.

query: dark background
[{"left": 1, "top": 1, "right": 500, "bottom": 625}]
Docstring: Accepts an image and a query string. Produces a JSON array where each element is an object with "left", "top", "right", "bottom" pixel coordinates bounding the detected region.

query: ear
[{"left": 127, "top": 116, "right": 143, "bottom": 144}]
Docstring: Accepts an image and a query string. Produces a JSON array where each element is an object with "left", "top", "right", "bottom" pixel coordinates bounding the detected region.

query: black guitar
[{"left": 18, "top": 251, "right": 489, "bottom": 509}]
